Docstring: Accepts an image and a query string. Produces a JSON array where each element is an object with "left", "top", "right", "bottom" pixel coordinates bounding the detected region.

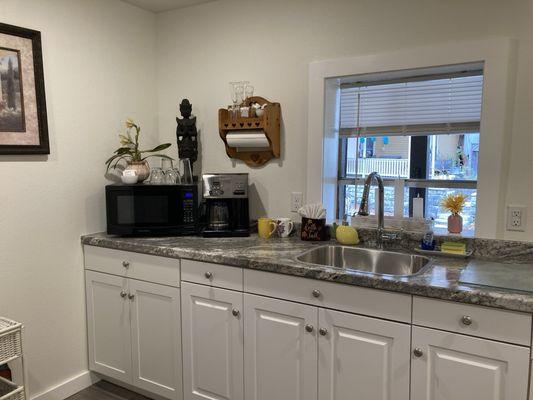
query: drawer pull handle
[
  {"left": 305, "top": 324, "right": 314, "bottom": 333},
  {"left": 461, "top": 315, "right": 473, "bottom": 326},
  {"left": 122, "top": 261, "right": 130, "bottom": 268},
  {"left": 120, "top": 291, "right": 127, "bottom": 298},
  {"left": 128, "top": 293, "right": 135, "bottom": 301},
  {"left": 205, "top": 271, "right": 213, "bottom": 279},
  {"left": 232, "top": 308, "right": 240, "bottom": 317},
  {"left": 319, "top": 328, "right": 328, "bottom": 336},
  {"left": 312, "top": 289, "right": 321, "bottom": 298},
  {"left": 413, "top": 348, "right": 423, "bottom": 358}
]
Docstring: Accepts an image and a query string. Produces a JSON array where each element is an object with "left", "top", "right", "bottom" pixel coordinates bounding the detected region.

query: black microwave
[{"left": 105, "top": 184, "right": 198, "bottom": 236}]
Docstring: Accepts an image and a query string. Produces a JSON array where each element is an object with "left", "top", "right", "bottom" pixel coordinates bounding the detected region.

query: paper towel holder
[{"left": 218, "top": 96, "right": 281, "bottom": 167}]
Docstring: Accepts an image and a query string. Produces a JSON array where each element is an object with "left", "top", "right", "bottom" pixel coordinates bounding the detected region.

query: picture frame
[{"left": 0, "top": 22, "right": 49, "bottom": 155}]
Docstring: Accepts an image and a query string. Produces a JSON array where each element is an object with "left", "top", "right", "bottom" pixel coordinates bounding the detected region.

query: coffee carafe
[{"left": 208, "top": 201, "right": 230, "bottom": 231}]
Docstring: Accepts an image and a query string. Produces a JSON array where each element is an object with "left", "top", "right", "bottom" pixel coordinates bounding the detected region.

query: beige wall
[
  {"left": 1, "top": 1, "right": 533, "bottom": 397},
  {"left": 156, "top": 0, "right": 533, "bottom": 240},
  {"left": 0, "top": 0, "right": 157, "bottom": 397}
]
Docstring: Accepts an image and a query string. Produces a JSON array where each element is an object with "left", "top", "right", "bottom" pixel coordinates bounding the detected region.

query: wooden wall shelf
[{"left": 219, "top": 96, "right": 281, "bottom": 167}]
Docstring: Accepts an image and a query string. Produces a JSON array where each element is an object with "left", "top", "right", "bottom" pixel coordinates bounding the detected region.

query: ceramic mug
[
  {"left": 258, "top": 217, "right": 277, "bottom": 239},
  {"left": 275, "top": 218, "right": 294, "bottom": 238}
]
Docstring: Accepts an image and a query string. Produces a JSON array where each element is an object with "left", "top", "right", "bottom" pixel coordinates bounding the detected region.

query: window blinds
[{"left": 339, "top": 73, "right": 484, "bottom": 137}]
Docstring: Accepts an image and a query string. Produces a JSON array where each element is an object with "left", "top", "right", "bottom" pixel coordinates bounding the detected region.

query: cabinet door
[
  {"left": 181, "top": 282, "right": 244, "bottom": 400},
  {"left": 85, "top": 271, "right": 131, "bottom": 383},
  {"left": 411, "top": 326, "right": 530, "bottom": 400},
  {"left": 129, "top": 279, "right": 182, "bottom": 400},
  {"left": 318, "top": 308, "right": 410, "bottom": 400},
  {"left": 244, "top": 293, "right": 318, "bottom": 400}
]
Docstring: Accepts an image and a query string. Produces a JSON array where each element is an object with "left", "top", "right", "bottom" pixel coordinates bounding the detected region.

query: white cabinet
[
  {"left": 129, "top": 279, "right": 182, "bottom": 400},
  {"left": 411, "top": 326, "right": 530, "bottom": 400},
  {"left": 181, "top": 282, "right": 244, "bottom": 400},
  {"left": 318, "top": 308, "right": 411, "bottom": 400},
  {"left": 85, "top": 271, "right": 182, "bottom": 400},
  {"left": 85, "top": 271, "right": 131, "bottom": 382},
  {"left": 244, "top": 293, "right": 318, "bottom": 400},
  {"left": 85, "top": 249, "right": 533, "bottom": 400},
  {"left": 530, "top": 361, "right": 533, "bottom": 400}
]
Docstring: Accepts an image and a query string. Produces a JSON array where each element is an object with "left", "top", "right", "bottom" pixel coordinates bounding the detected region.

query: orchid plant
[{"left": 105, "top": 118, "right": 173, "bottom": 172}]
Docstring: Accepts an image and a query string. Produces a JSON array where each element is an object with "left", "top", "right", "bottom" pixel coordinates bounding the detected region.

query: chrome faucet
[{"left": 356, "top": 171, "right": 401, "bottom": 249}]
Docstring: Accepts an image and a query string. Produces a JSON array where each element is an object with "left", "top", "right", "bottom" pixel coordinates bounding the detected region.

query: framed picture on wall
[{"left": 0, "top": 22, "right": 49, "bottom": 155}]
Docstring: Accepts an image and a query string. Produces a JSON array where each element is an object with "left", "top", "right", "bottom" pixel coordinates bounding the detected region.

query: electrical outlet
[
  {"left": 291, "top": 192, "right": 303, "bottom": 212},
  {"left": 507, "top": 205, "right": 527, "bottom": 232}
]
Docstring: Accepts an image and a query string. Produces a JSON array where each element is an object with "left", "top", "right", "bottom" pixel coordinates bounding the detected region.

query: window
[{"left": 337, "top": 71, "right": 483, "bottom": 234}]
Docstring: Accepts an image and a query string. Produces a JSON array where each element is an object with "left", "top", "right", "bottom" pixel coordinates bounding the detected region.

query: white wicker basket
[
  {"left": 0, "top": 377, "right": 24, "bottom": 400},
  {"left": 0, "top": 319, "right": 22, "bottom": 365}
]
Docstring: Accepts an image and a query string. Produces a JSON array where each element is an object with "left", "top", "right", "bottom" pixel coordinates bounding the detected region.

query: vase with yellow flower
[
  {"left": 441, "top": 193, "right": 468, "bottom": 234},
  {"left": 105, "top": 119, "right": 173, "bottom": 183}
]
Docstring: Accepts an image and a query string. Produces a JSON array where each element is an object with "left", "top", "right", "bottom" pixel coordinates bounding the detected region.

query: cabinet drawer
[
  {"left": 244, "top": 270, "right": 411, "bottom": 323},
  {"left": 413, "top": 296, "right": 532, "bottom": 346},
  {"left": 84, "top": 245, "right": 180, "bottom": 287},
  {"left": 181, "top": 259, "right": 243, "bottom": 291}
]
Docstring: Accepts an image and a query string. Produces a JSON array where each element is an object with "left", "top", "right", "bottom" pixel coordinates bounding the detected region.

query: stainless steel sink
[{"left": 296, "top": 245, "right": 430, "bottom": 276}]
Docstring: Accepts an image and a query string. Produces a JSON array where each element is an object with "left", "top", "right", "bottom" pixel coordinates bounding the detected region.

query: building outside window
[{"left": 337, "top": 72, "right": 483, "bottom": 234}]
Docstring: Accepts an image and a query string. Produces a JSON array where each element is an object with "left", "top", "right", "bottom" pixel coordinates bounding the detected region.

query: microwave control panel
[{"left": 182, "top": 190, "right": 196, "bottom": 224}]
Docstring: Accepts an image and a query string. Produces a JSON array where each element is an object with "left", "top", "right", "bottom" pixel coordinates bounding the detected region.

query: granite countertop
[{"left": 81, "top": 232, "right": 533, "bottom": 314}]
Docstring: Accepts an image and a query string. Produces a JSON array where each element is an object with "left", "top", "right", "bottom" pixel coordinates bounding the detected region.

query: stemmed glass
[
  {"left": 245, "top": 84, "right": 254, "bottom": 100},
  {"left": 234, "top": 83, "right": 245, "bottom": 106},
  {"left": 229, "top": 81, "right": 251, "bottom": 117},
  {"left": 229, "top": 82, "right": 238, "bottom": 119}
]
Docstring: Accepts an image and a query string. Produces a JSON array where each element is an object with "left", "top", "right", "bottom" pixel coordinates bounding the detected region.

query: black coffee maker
[{"left": 202, "top": 173, "right": 250, "bottom": 237}]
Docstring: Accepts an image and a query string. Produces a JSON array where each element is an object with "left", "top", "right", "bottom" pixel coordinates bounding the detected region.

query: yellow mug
[{"left": 258, "top": 217, "right": 277, "bottom": 239}]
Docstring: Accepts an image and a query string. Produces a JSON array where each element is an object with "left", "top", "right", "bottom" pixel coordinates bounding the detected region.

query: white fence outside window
[{"left": 347, "top": 157, "right": 409, "bottom": 178}]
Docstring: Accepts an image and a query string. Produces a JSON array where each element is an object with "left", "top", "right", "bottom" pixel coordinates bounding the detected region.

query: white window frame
[{"left": 306, "top": 38, "right": 516, "bottom": 239}]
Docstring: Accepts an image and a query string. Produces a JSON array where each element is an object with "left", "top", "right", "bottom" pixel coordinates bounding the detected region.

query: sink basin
[{"left": 296, "top": 245, "right": 430, "bottom": 276}]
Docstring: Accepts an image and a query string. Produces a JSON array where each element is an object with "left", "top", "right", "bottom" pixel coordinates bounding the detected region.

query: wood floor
[{"left": 66, "top": 381, "right": 152, "bottom": 400}]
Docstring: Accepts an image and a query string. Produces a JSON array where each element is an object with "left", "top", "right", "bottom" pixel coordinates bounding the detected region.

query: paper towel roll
[{"left": 226, "top": 131, "right": 270, "bottom": 149}]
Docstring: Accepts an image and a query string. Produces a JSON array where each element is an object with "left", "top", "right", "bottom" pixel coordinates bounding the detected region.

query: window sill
[{"left": 348, "top": 215, "right": 475, "bottom": 238}]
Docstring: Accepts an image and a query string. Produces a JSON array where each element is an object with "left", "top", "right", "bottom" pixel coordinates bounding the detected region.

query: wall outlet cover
[
  {"left": 506, "top": 205, "right": 527, "bottom": 232},
  {"left": 291, "top": 192, "right": 303, "bottom": 212}
]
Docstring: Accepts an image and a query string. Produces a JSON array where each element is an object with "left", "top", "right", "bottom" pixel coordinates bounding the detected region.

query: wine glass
[
  {"left": 229, "top": 82, "right": 238, "bottom": 118},
  {"left": 245, "top": 84, "right": 254, "bottom": 100},
  {"left": 234, "top": 83, "right": 245, "bottom": 106}
]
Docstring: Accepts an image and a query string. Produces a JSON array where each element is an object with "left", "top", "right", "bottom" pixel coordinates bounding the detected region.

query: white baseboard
[{"left": 31, "top": 370, "right": 100, "bottom": 400}]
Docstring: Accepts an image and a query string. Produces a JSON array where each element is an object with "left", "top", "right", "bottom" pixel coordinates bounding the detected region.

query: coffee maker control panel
[{"left": 202, "top": 173, "right": 248, "bottom": 198}]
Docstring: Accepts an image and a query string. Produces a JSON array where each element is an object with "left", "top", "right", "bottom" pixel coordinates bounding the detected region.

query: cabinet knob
[
  {"left": 232, "top": 308, "right": 240, "bottom": 317},
  {"left": 413, "top": 348, "right": 424, "bottom": 358},
  {"left": 305, "top": 324, "right": 314, "bottom": 333},
  {"left": 312, "top": 289, "right": 321, "bottom": 298},
  {"left": 128, "top": 293, "right": 135, "bottom": 301},
  {"left": 122, "top": 261, "right": 130, "bottom": 268},
  {"left": 204, "top": 271, "right": 213, "bottom": 279},
  {"left": 461, "top": 315, "right": 473, "bottom": 326},
  {"left": 319, "top": 327, "right": 328, "bottom": 336},
  {"left": 120, "top": 290, "right": 127, "bottom": 298}
]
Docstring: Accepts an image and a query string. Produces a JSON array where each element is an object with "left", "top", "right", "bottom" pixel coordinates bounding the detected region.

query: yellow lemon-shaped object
[{"left": 335, "top": 225, "right": 359, "bottom": 245}]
